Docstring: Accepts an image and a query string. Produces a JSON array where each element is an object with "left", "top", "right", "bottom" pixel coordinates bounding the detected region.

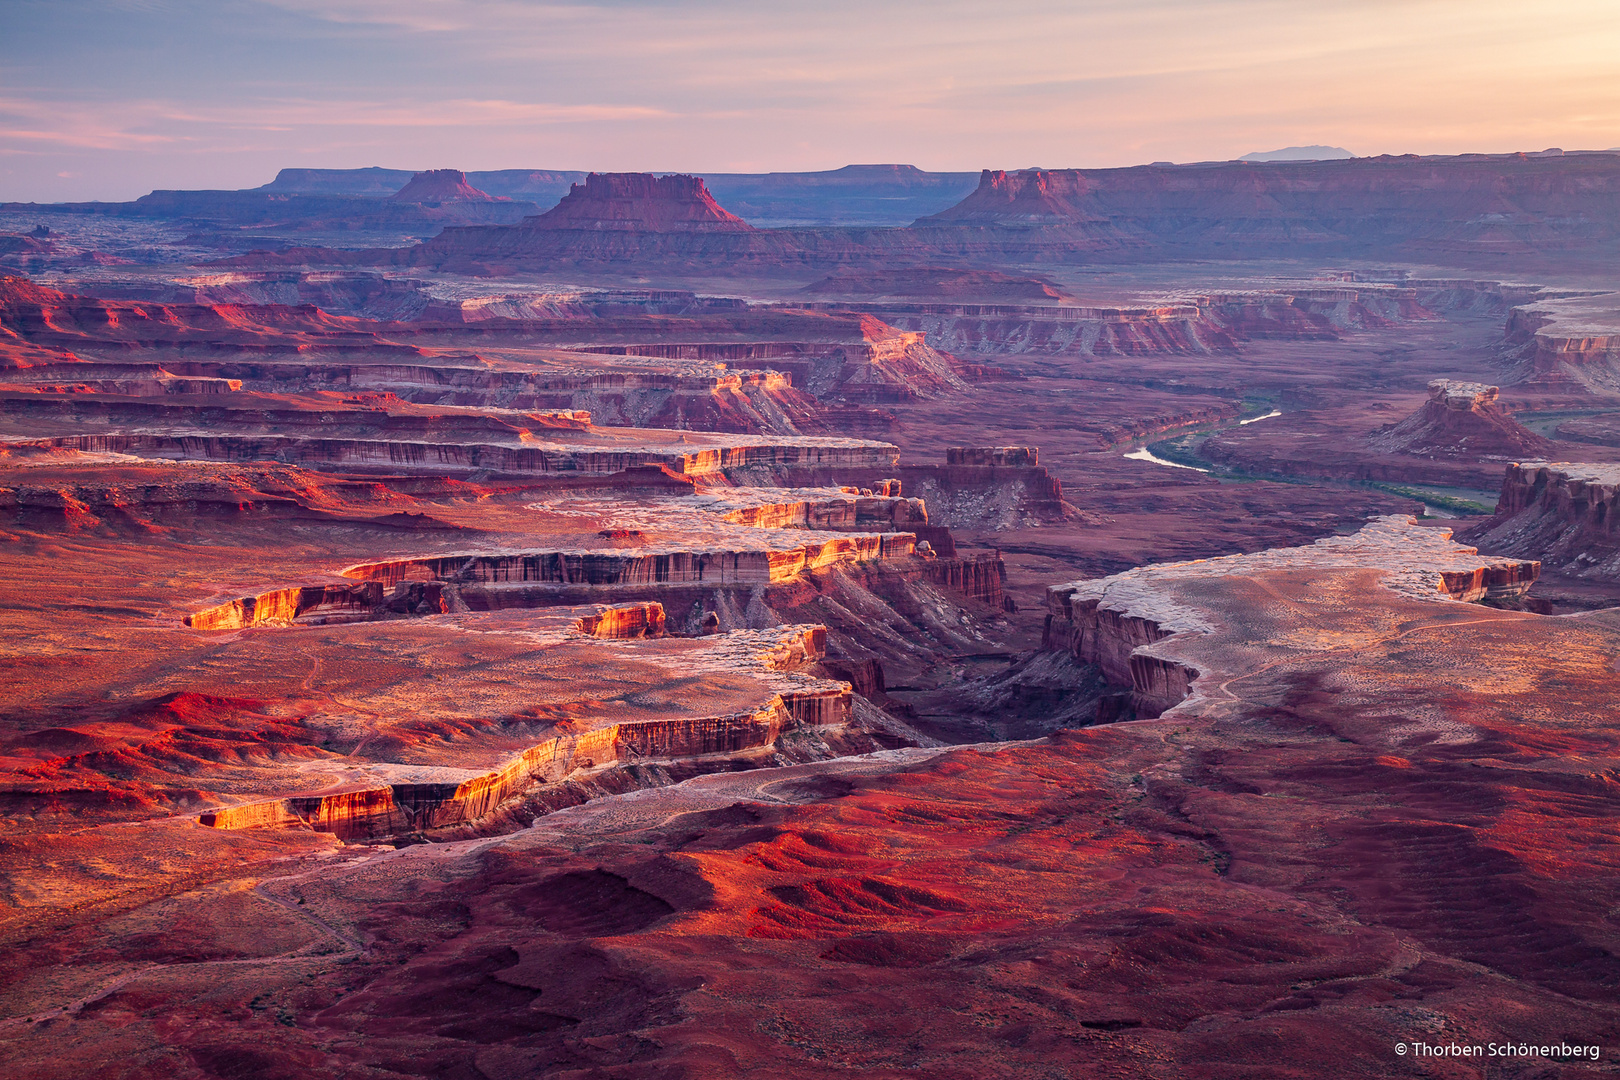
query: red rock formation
[
  {"left": 386, "top": 169, "right": 499, "bottom": 204},
  {"left": 919, "top": 168, "right": 1100, "bottom": 225},
  {"left": 341, "top": 535, "right": 918, "bottom": 589},
  {"left": 527, "top": 173, "right": 753, "bottom": 232},
  {"left": 198, "top": 625, "right": 848, "bottom": 840},
  {"left": 574, "top": 602, "right": 667, "bottom": 639},
  {"left": 1459, "top": 462, "right": 1620, "bottom": 581},
  {"left": 1367, "top": 379, "right": 1553, "bottom": 458},
  {"left": 1502, "top": 293, "right": 1620, "bottom": 391},
  {"left": 186, "top": 582, "right": 387, "bottom": 630}
]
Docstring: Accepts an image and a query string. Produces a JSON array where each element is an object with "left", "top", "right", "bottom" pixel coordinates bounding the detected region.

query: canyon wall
[
  {"left": 341, "top": 535, "right": 918, "bottom": 589},
  {"left": 1460, "top": 462, "right": 1620, "bottom": 581}
]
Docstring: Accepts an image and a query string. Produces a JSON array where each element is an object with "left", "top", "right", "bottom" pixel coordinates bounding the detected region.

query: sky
[{"left": 4, "top": 0, "right": 1620, "bottom": 201}]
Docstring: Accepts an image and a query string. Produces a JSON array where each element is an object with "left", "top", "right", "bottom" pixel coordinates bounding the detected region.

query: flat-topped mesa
[
  {"left": 1044, "top": 516, "right": 1540, "bottom": 720},
  {"left": 914, "top": 155, "right": 1620, "bottom": 251},
  {"left": 388, "top": 169, "right": 500, "bottom": 204},
  {"left": 197, "top": 624, "right": 848, "bottom": 839},
  {"left": 526, "top": 173, "right": 755, "bottom": 232},
  {"left": 947, "top": 446, "right": 1038, "bottom": 467},
  {"left": 1367, "top": 379, "right": 1552, "bottom": 459},
  {"left": 1458, "top": 462, "right": 1620, "bottom": 581}
]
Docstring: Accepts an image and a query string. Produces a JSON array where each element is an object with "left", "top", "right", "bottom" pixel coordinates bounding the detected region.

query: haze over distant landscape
[
  {"left": 8, "top": 4, "right": 1620, "bottom": 1079},
  {"left": 5, "top": 0, "right": 1620, "bottom": 200}
]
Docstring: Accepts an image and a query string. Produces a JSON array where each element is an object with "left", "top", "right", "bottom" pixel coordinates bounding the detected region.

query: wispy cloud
[{"left": 3, "top": 0, "right": 1619, "bottom": 200}]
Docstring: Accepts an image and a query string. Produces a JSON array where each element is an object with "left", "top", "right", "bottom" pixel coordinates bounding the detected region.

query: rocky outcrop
[
  {"left": 1367, "top": 379, "right": 1553, "bottom": 458},
  {"left": 1459, "top": 462, "right": 1620, "bottom": 580},
  {"left": 700, "top": 487, "right": 927, "bottom": 531},
  {"left": 947, "top": 446, "right": 1037, "bottom": 467},
  {"left": 16, "top": 429, "right": 899, "bottom": 479},
  {"left": 919, "top": 552, "right": 1007, "bottom": 608},
  {"left": 186, "top": 582, "right": 389, "bottom": 630},
  {"left": 575, "top": 602, "right": 667, "bottom": 639},
  {"left": 919, "top": 169, "right": 1102, "bottom": 226}
]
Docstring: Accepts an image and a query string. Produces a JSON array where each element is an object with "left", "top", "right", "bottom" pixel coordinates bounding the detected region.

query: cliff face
[
  {"left": 340, "top": 534, "right": 918, "bottom": 589},
  {"left": 575, "top": 601, "right": 667, "bottom": 639},
  {"left": 1503, "top": 294, "right": 1620, "bottom": 392},
  {"left": 1459, "top": 462, "right": 1620, "bottom": 581}
]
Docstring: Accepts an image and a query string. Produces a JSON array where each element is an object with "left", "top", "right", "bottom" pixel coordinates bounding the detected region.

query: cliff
[
  {"left": 340, "top": 534, "right": 919, "bottom": 589},
  {"left": 197, "top": 625, "right": 849, "bottom": 839},
  {"left": 1458, "top": 462, "right": 1620, "bottom": 581},
  {"left": 1502, "top": 293, "right": 1620, "bottom": 392}
]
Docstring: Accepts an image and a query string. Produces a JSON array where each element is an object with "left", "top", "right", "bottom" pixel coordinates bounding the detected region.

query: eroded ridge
[
  {"left": 1044, "top": 515, "right": 1540, "bottom": 718},
  {"left": 198, "top": 623, "right": 847, "bottom": 839}
]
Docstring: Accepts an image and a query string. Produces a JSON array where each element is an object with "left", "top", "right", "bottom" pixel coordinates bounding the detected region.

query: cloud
[{"left": 3, "top": 0, "right": 1619, "bottom": 199}]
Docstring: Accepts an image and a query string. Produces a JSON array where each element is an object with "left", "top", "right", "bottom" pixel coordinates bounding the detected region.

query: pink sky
[{"left": 4, "top": 0, "right": 1619, "bottom": 201}]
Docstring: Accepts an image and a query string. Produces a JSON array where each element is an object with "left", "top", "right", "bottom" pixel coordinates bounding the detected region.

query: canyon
[{"left": 4, "top": 153, "right": 1620, "bottom": 1078}]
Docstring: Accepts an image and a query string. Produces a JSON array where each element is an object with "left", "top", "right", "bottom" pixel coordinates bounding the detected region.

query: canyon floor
[{"left": 4, "top": 181, "right": 1620, "bottom": 1077}]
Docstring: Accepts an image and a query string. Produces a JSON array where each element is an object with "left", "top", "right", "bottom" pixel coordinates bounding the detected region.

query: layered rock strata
[
  {"left": 1460, "top": 462, "right": 1620, "bottom": 580},
  {"left": 1504, "top": 292, "right": 1620, "bottom": 390},
  {"left": 198, "top": 625, "right": 847, "bottom": 839}
]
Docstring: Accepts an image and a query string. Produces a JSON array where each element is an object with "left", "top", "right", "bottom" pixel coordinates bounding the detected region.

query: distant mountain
[
  {"left": 250, "top": 164, "right": 979, "bottom": 226},
  {"left": 1240, "top": 146, "right": 1354, "bottom": 162}
]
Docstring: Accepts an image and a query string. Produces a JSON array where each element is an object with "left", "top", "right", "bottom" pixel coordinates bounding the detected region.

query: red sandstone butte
[
  {"left": 387, "top": 169, "right": 502, "bottom": 203},
  {"left": 528, "top": 172, "right": 755, "bottom": 231}
]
